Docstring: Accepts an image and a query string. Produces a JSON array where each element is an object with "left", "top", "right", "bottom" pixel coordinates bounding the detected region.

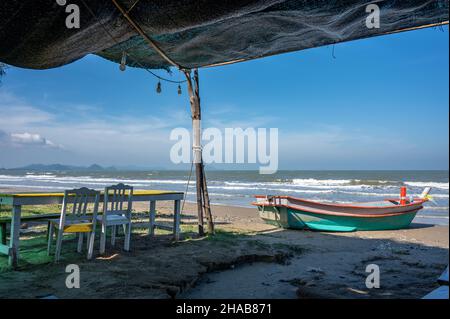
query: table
[{"left": 0, "top": 190, "right": 184, "bottom": 268}]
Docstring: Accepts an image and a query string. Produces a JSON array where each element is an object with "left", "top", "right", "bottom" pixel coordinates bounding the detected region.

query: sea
[{"left": 0, "top": 170, "right": 448, "bottom": 225}]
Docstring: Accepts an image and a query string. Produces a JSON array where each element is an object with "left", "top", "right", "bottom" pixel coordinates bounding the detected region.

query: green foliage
[
  {"left": 0, "top": 233, "right": 79, "bottom": 272},
  {"left": 0, "top": 204, "right": 61, "bottom": 219}
]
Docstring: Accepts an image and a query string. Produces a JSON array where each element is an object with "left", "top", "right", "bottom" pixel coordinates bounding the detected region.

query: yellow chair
[{"left": 47, "top": 187, "right": 100, "bottom": 262}]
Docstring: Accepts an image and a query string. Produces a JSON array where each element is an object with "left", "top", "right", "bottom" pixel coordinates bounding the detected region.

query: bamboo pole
[
  {"left": 110, "top": 0, "right": 183, "bottom": 69},
  {"left": 195, "top": 163, "right": 205, "bottom": 236},
  {"left": 202, "top": 165, "right": 214, "bottom": 233},
  {"left": 184, "top": 70, "right": 204, "bottom": 235},
  {"left": 183, "top": 69, "right": 214, "bottom": 235},
  {"left": 193, "top": 70, "right": 214, "bottom": 234}
]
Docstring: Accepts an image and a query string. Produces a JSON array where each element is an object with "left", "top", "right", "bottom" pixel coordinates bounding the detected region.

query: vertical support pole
[
  {"left": 193, "top": 70, "right": 214, "bottom": 235},
  {"left": 201, "top": 165, "right": 214, "bottom": 233},
  {"left": 173, "top": 199, "right": 181, "bottom": 241},
  {"left": 9, "top": 205, "right": 21, "bottom": 268},
  {"left": 184, "top": 69, "right": 204, "bottom": 236},
  {"left": 149, "top": 200, "right": 156, "bottom": 236},
  {"left": 194, "top": 162, "right": 204, "bottom": 236},
  {"left": 183, "top": 69, "right": 215, "bottom": 236}
]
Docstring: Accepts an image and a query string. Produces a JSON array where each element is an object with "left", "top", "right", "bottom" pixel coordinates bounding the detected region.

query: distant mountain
[{"left": 10, "top": 163, "right": 116, "bottom": 171}]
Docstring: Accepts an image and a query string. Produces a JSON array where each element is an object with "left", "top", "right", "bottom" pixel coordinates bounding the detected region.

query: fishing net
[{"left": 0, "top": 0, "right": 448, "bottom": 70}]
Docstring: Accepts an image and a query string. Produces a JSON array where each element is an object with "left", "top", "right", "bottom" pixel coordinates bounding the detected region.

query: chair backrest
[
  {"left": 60, "top": 187, "right": 100, "bottom": 227},
  {"left": 104, "top": 183, "right": 133, "bottom": 217}
]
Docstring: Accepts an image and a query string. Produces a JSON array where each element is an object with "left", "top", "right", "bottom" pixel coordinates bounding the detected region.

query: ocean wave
[
  {"left": 0, "top": 175, "right": 35, "bottom": 181},
  {"left": 0, "top": 174, "right": 189, "bottom": 185},
  {"left": 421, "top": 206, "right": 449, "bottom": 211},
  {"left": 0, "top": 183, "right": 69, "bottom": 190},
  {"left": 1, "top": 174, "right": 448, "bottom": 209},
  {"left": 223, "top": 180, "right": 398, "bottom": 191},
  {"left": 208, "top": 192, "right": 250, "bottom": 198},
  {"left": 24, "top": 174, "right": 57, "bottom": 179},
  {"left": 415, "top": 215, "right": 449, "bottom": 219},
  {"left": 224, "top": 181, "right": 263, "bottom": 187},
  {"left": 208, "top": 185, "right": 335, "bottom": 194},
  {"left": 338, "top": 191, "right": 449, "bottom": 199},
  {"left": 208, "top": 185, "right": 260, "bottom": 191},
  {"left": 267, "top": 188, "right": 334, "bottom": 194},
  {"left": 292, "top": 178, "right": 351, "bottom": 186},
  {"left": 404, "top": 181, "right": 449, "bottom": 190}
]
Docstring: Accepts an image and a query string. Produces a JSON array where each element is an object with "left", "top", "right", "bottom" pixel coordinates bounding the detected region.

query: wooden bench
[{"left": 0, "top": 213, "right": 60, "bottom": 245}]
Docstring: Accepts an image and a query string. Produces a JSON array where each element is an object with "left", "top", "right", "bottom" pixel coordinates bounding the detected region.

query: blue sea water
[{"left": 0, "top": 170, "right": 448, "bottom": 225}]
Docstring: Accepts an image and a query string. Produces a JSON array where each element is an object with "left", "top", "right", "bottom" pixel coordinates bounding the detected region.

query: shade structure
[{"left": 0, "top": 0, "right": 448, "bottom": 70}]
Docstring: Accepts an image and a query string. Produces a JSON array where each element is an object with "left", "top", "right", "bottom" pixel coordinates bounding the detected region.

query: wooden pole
[
  {"left": 183, "top": 69, "right": 214, "bottom": 235},
  {"left": 193, "top": 70, "right": 214, "bottom": 234},
  {"left": 202, "top": 165, "right": 214, "bottom": 233},
  {"left": 184, "top": 70, "right": 204, "bottom": 236}
]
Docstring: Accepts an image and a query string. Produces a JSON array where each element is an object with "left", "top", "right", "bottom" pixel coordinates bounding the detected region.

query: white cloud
[
  {"left": 0, "top": 129, "right": 61, "bottom": 148},
  {"left": 10, "top": 132, "right": 60, "bottom": 148}
]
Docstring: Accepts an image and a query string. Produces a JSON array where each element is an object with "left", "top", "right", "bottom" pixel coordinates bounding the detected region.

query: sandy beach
[{"left": 0, "top": 187, "right": 448, "bottom": 299}]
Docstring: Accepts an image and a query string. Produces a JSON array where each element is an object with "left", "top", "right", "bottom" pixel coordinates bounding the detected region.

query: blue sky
[{"left": 0, "top": 26, "right": 448, "bottom": 170}]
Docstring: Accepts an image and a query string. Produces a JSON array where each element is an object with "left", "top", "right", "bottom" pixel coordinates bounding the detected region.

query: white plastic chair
[
  {"left": 47, "top": 187, "right": 100, "bottom": 262},
  {"left": 98, "top": 183, "right": 133, "bottom": 254}
]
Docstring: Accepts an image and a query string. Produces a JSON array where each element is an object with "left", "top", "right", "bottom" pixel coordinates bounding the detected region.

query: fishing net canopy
[{"left": 0, "top": 0, "right": 448, "bottom": 70}]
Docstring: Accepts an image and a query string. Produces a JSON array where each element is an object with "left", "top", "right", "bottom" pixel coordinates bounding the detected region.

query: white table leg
[
  {"left": 149, "top": 201, "right": 156, "bottom": 236},
  {"left": 9, "top": 205, "right": 21, "bottom": 268},
  {"left": 173, "top": 200, "right": 181, "bottom": 241}
]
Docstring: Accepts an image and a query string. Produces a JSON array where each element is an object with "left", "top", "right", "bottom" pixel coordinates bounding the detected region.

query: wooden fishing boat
[{"left": 252, "top": 188, "right": 431, "bottom": 232}]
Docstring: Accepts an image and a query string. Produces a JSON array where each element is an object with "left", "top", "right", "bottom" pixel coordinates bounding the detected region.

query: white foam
[
  {"left": 0, "top": 183, "right": 68, "bottom": 190},
  {"left": 0, "top": 174, "right": 189, "bottom": 185},
  {"left": 208, "top": 185, "right": 260, "bottom": 191},
  {"left": 404, "top": 181, "right": 449, "bottom": 190},
  {"left": 292, "top": 178, "right": 351, "bottom": 186},
  {"left": 337, "top": 190, "right": 449, "bottom": 198},
  {"left": 264, "top": 188, "right": 334, "bottom": 194},
  {"left": 416, "top": 215, "right": 449, "bottom": 219},
  {"left": 421, "top": 206, "right": 449, "bottom": 211},
  {"left": 24, "top": 174, "right": 57, "bottom": 178}
]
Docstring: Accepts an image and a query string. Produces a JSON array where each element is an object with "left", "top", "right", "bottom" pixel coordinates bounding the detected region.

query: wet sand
[
  {"left": 0, "top": 187, "right": 448, "bottom": 299},
  {"left": 176, "top": 202, "right": 449, "bottom": 299}
]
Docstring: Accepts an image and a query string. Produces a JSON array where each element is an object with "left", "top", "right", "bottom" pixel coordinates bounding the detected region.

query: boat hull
[
  {"left": 254, "top": 196, "right": 425, "bottom": 232},
  {"left": 256, "top": 206, "right": 419, "bottom": 232}
]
